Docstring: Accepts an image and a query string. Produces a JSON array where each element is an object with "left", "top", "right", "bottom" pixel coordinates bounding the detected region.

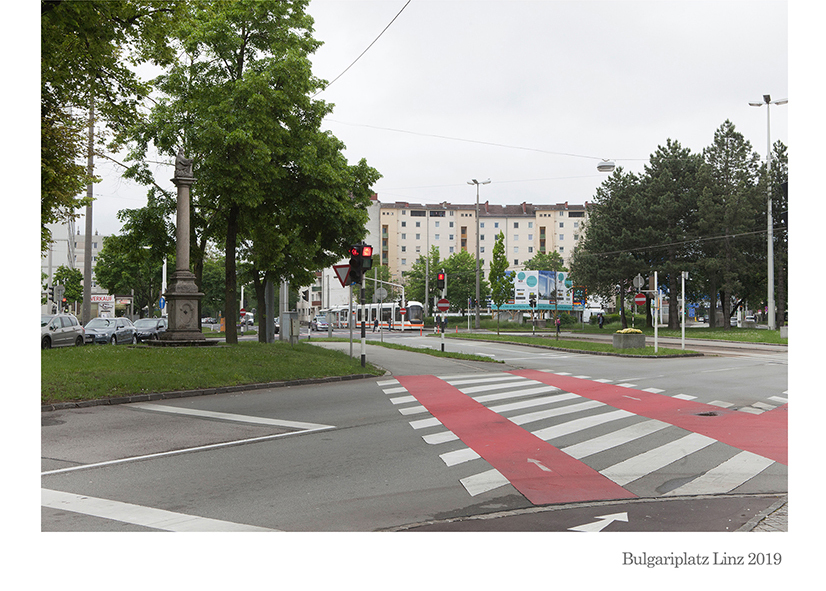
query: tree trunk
[{"left": 224, "top": 204, "right": 239, "bottom": 344}]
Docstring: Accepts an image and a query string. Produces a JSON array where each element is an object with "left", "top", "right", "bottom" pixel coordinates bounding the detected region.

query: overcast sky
[{"left": 80, "top": 0, "right": 793, "bottom": 237}]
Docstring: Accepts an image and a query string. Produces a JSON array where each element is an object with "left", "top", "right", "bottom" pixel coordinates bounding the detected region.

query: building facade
[{"left": 298, "top": 197, "right": 590, "bottom": 321}]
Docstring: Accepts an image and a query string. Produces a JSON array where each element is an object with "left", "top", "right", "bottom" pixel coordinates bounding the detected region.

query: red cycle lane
[
  {"left": 509, "top": 370, "right": 787, "bottom": 465},
  {"left": 396, "top": 375, "right": 636, "bottom": 505}
]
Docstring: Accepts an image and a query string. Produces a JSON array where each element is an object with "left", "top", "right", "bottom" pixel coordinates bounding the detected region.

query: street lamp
[
  {"left": 597, "top": 160, "right": 616, "bottom": 173},
  {"left": 468, "top": 178, "right": 490, "bottom": 330},
  {"left": 749, "top": 94, "right": 787, "bottom": 330}
]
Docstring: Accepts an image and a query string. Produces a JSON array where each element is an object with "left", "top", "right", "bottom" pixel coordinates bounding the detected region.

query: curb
[
  {"left": 41, "top": 373, "right": 380, "bottom": 413},
  {"left": 442, "top": 336, "right": 704, "bottom": 358}
]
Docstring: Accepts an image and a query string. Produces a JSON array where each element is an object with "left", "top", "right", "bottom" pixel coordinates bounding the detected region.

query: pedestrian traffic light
[
  {"left": 437, "top": 272, "right": 445, "bottom": 290},
  {"left": 348, "top": 243, "right": 373, "bottom": 285}
]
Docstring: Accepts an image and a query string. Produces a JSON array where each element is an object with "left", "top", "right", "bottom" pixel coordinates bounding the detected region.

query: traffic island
[{"left": 612, "top": 330, "right": 646, "bottom": 349}]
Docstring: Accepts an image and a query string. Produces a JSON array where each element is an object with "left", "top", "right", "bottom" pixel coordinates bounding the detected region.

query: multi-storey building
[{"left": 298, "top": 197, "right": 590, "bottom": 320}]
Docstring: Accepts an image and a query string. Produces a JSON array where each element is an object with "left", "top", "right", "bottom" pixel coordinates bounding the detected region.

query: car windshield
[
  {"left": 134, "top": 319, "right": 157, "bottom": 328},
  {"left": 86, "top": 318, "right": 113, "bottom": 328},
  {"left": 41, "top": 315, "right": 54, "bottom": 327}
]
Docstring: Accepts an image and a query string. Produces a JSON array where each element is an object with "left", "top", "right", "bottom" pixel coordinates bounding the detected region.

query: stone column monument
[{"left": 155, "top": 149, "right": 214, "bottom": 345}]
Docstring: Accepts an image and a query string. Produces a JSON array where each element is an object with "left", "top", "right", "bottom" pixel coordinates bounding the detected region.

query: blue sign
[{"left": 159, "top": 296, "right": 166, "bottom": 309}]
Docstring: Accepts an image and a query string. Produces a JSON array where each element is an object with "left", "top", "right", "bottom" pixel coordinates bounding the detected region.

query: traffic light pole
[{"left": 360, "top": 273, "right": 366, "bottom": 367}]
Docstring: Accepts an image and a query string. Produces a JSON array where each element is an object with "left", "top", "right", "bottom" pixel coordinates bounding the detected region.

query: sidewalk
[{"left": 740, "top": 496, "right": 788, "bottom": 532}]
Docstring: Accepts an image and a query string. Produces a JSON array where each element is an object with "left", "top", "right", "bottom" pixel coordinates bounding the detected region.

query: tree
[
  {"left": 523, "top": 251, "right": 566, "bottom": 273},
  {"left": 639, "top": 139, "right": 706, "bottom": 329},
  {"left": 41, "top": 0, "right": 178, "bottom": 254},
  {"left": 403, "top": 246, "right": 442, "bottom": 312},
  {"left": 127, "top": 0, "right": 379, "bottom": 344},
  {"left": 441, "top": 249, "right": 487, "bottom": 315},
  {"left": 769, "top": 142, "right": 788, "bottom": 327},
  {"left": 53, "top": 266, "right": 83, "bottom": 307},
  {"left": 569, "top": 168, "right": 646, "bottom": 329},
  {"left": 488, "top": 232, "right": 514, "bottom": 335},
  {"left": 697, "top": 120, "right": 763, "bottom": 328}
]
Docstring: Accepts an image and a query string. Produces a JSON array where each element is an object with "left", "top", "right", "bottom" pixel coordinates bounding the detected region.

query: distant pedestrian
[
  {"left": 435, "top": 314, "right": 441, "bottom": 333},
  {"left": 598, "top": 313, "right": 604, "bottom": 329},
  {"left": 555, "top": 317, "right": 561, "bottom": 335},
  {"left": 373, "top": 317, "right": 378, "bottom": 332}
]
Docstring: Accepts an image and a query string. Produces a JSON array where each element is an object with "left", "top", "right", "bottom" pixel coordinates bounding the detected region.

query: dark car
[
  {"left": 84, "top": 317, "right": 137, "bottom": 345},
  {"left": 134, "top": 317, "right": 168, "bottom": 342},
  {"left": 41, "top": 313, "right": 85, "bottom": 349}
]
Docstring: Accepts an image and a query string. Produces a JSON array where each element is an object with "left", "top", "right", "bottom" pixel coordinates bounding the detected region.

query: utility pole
[{"left": 82, "top": 101, "right": 94, "bottom": 326}]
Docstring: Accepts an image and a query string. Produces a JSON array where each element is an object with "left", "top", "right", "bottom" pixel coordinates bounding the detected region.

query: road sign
[
  {"left": 634, "top": 293, "right": 646, "bottom": 306},
  {"left": 53, "top": 285, "right": 65, "bottom": 300},
  {"left": 436, "top": 298, "right": 450, "bottom": 312},
  {"left": 159, "top": 296, "right": 165, "bottom": 309},
  {"left": 333, "top": 264, "right": 351, "bottom": 287},
  {"left": 375, "top": 287, "right": 388, "bottom": 301},
  {"left": 633, "top": 274, "right": 645, "bottom": 289},
  {"left": 399, "top": 307, "right": 406, "bottom": 316}
]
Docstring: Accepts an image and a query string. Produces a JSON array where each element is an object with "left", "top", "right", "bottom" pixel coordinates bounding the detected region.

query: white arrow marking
[
  {"left": 527, "top": 458, "right": 553, "bottom": 472},
  {"left": 568, "top": 512, "right": 629, "bottom": 532}
]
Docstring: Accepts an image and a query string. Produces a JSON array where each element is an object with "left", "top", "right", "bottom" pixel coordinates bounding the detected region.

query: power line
[{"left": 314, "top": 0, "right": 411, "bottom": 98}]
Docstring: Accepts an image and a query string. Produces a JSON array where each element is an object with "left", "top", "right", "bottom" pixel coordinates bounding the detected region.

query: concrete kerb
[
  {"left": 41, "top": 372, "right": 385, "bottom": 413},
  {"left": 441, "top": 335, "right": 705, "bottom": 359}
]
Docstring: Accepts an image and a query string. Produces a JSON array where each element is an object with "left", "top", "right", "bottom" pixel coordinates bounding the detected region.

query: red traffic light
[
  {"left": 437, "top": 272, "right": 445, "bottom": 281},
  {"left": 350, "top": 245, "right": 360, "bottom": 257},
  {"left": 362, "top": 245, "right": 373, "bottom": 257}
]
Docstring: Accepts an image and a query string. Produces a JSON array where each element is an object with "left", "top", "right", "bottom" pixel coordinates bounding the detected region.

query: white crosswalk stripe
[{"left": 383, "top": 372, "right": 783, "bottom": 501}]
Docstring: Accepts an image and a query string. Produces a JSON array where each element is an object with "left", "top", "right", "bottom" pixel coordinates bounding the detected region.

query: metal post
[
  {"left": 681, "top": 271, "right": 687, "bottom": 350},
  {"left": 654, "top": 271, "right": 658, "bottom": 353},
  {"left": 360, "top": 274, "right": 366, "bottom": 367}
]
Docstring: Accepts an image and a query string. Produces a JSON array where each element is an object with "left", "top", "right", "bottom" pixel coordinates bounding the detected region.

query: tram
[{"left": 325, "top": 301, "right": 425, "bottom": 331}]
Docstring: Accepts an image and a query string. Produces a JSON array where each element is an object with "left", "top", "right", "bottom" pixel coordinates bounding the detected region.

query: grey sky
[{"left": 83, "top": 0, "right": 789, "bottom": 237}]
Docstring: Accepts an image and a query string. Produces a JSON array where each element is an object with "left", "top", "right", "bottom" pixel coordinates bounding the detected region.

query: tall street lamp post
[
  {"left": 468, "top": 178, "right": 490, "bottom": 330},
  {"left": 749, "top": 94, "right": 787, "bottom": 330}
]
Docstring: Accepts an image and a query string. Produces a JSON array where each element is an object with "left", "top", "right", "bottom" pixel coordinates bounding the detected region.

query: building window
[
  {"left": 528, "top": 234, "right": 533, "bottom": 241},
  {"left": 559, "top": 222, "right": 564, "bottom": 228},
  {"left": 514, "top": 222, "right": 519, "bottom": 229},
  {"left": 401, "top": 221, "right": 406, "bottom": 227},
  {"left": 449, "top": 247, "right": 454, "bottom": 253},
  {"left": 559, "top": 247, "right": 564, "bottom": 253},
  {"left": 513, "top": 234, "right": 519, "bottom": 241},
  {"left": 513, "top": 259, "right": 519, "bottom": 266},
  {"left": 514, "top": 246, "right": 519, "bottom": 254},
  {"left": 415, "top": 233, "right": 421, "bottom": 240},
  {"left": 434, "top": 234, "right": 440, "bottom": 240},
  {"left": 401, "top": 246, "right": 406, "bottom": 252},
  {"left": 480, "top": 235, "right": 484, "bottom": 241},
  {"left": 401, "top": 233, "right": 406, "bottom": 239},
  {"left": 480, "top": 222, "right": 485, "bottom": 228},
  {"left": 528, "top": 222, "right": 533, "bottom": 228},
  {"left": 528, "top": 246, "right": 533, "bottom": 253},
  {"left": 416, "top": 221, "right": 421, "bottom": 228},
  {"left": 435, "top": 221, "right": 440, "bottom": 228},
  {"left": 449, "top": 234, "right": 454, "bottom": 240},
  {"left": 559, "top": 234, "right": 564, "bottom": 241},
  {"left": 449, "top": 222, "right": 454, "bottom": 228},
  {"left": 411, "top": 210, "right": 426, "bottom": 217},
  {"left": 480, "top": 246, "right": 485, "bottom": 253},
  {"left": 401, "top": 258, "right": 407, "bottom": 265},
  {"left": 494, "top": 222, "right": 499, "bottom": 228}
]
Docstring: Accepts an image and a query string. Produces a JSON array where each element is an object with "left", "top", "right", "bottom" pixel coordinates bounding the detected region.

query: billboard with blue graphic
[{"left": 493, "top": 270, "right": 578, "bottom": 311}]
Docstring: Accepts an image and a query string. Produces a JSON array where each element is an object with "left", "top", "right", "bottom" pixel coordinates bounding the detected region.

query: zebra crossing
[{"left": 377, "top": 371, "right": 787, "bottom": 504}]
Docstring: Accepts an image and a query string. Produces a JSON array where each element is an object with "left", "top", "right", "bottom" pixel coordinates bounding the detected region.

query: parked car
[
  {"left": 134, "top": 317, "right": 168, "bottom": 342},
  {"left": 311, "top": 315, "right": 329, "bottom": 331},
  {"left": 84, "top": 317, "right": 137, "bottom": 345},
  {"left": 41, "top": 313, "right": 85, "bottom": 349}
]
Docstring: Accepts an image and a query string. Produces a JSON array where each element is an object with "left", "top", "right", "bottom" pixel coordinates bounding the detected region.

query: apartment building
[
  {"left": 41, "top": 222, "right": 109, "bottom": 313},
  {"left": 379, "top": 200, "right": 589, "bottom": 284}
]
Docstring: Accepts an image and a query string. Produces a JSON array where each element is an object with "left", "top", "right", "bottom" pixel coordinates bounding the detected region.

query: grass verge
[
  {"left": 41, "top": 341, "right": 384, "bottom": 405},
  {"left": 309, "top": 336, "right": 503, "bottom": 363},
  {"left": 441, "top": 333, "right": 701, "bottom": 356}
]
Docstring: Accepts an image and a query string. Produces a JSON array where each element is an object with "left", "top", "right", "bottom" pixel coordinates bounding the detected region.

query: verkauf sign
[{"left": 91, "top": 295, "right": 115, "bottom": 303}]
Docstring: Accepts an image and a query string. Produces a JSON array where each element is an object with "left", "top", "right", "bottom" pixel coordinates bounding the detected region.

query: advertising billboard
[{"left": 497, "top": 270, "right": 577, "bottom": 310}]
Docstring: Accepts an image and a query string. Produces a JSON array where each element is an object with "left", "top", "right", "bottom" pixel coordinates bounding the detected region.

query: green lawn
[{"left": 41, "top": 341, "right": 384, "bottom": 405}]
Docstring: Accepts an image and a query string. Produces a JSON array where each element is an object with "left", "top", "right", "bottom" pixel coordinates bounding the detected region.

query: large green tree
[
  {"left": 697, "top": 120, "right": 763, "bottom": 328},
  {"left": 41, "top": 0, "right": 178, "bottom": 254},
  {"left": 127, "top": 0, "right": 378, "bottom": 344}
]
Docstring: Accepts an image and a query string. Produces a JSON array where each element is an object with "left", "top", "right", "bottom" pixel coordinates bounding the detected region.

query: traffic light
[
  {"left": 436, "top": 272, "right": 445, "bottom": 291},
  {"left": 529, "top": 293, "right": 536, "bottom": 308},
  {"left": 348, "top": 243, "right": 373, "bottom": 285},
  {"left": 48, "top": 286, "right": 55, "bottom": 301}
]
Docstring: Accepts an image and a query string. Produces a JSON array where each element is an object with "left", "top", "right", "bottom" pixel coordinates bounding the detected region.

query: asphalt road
[{"left": 42, "top": 330, "right": 787, "bottom": 534}]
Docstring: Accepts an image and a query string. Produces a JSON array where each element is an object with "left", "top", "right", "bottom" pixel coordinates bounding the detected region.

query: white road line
[
  {"left": 377, "top": 379, "right": 399, "bottom": 386},
  {"left": 488, "top": 392, "right": 580, "bottom": 414},
  {"left": 769, "top": 395, "right": 788, "bottom": 403},
  {"left": 448, "top": 376, "right": 530, "bottom": 387},
  {"left": 531, "top": 409, "right": 634, "bottom": 442},
  {"left": 390, "top": 395, "right": 416, "bottom": 405},
  {"left": 663, "top": 451, "right": 775, "bottom": 496},
  {"left": 509, "top": 400, "right": 605, "bottom": 426},
  {"left": 560, "top": 419, "right": 671, "bottom": 460},
  {"left": 398, "top": 405, "right": 428, "bottom": 415},
  {"left": 709, "top": 400, "right": 734, "bottom": 408},
  {"left": 616, "top": 383, "right": 637, "bottom": 389},
  {"left": 458, "top": 379, "right": 534, "bottom": 394},
  {"left": 673, "top": 394, "right": 696, "bottom": 400},
  {"left": 641, "top": 387, "right": 665, "bottom": 394},
  {"left": 422, "top": 431, "right": 459, "bottom": 445},
  {"left": 738, "top": 407, "right": 764, "bottom": 415},
  {"left": 471, "top": 385, "right": 561, "bottom": 403},
  {"left": 600, "top": 432, "right": 716, "bottom": 486},
  {"left": 410, "top": 417, "right": 442, "bottom": 430},
  {"left": 752, "top": 401, "right": 776, "bottom": 410},
  {"left": 41, "top": 426, "right": 335, "bottom": 476},
  {"left": 460, "top": 469, "right": 510, "bottom": 496},
  {"left": 383, "top": 386, "right": 408, "bottom": 394},
  {"left": 42, "top": 488, "right": 278, "bottom": 532},
  {"left": 130, "top": 403, "right": 331, "bottom": 430},
  {"left": 594, "top": 378, "right": 613, "bottom": 383},
  {"left": 440, "top": 447, "right": 481, "bottom": 466}
]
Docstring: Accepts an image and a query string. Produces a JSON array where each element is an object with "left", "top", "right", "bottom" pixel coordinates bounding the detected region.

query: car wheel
[
  {"left": 75, "top": 336, "right": 84, "bottom": 346},
  {"left": 110, "top": 335, "right": 117, "bottom": 345},
  {"left": 42, "top": 336, "right": 51, "bottom": 350}
]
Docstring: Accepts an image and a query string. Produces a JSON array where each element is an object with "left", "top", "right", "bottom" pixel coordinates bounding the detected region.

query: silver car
[
  {"left": 41, "top": 314, "right": 85, "bottom": 349},
  {"left": 84, "top": 317, "right": 137, "bottom": 345}
]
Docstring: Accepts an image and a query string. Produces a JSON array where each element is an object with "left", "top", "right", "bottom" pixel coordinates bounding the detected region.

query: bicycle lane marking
[
  {"left": 509, "top": 370, "right": 787, "bottom": 465},
  {"left": 395, "top": 375, "right": 636, "bottom": 505}
]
